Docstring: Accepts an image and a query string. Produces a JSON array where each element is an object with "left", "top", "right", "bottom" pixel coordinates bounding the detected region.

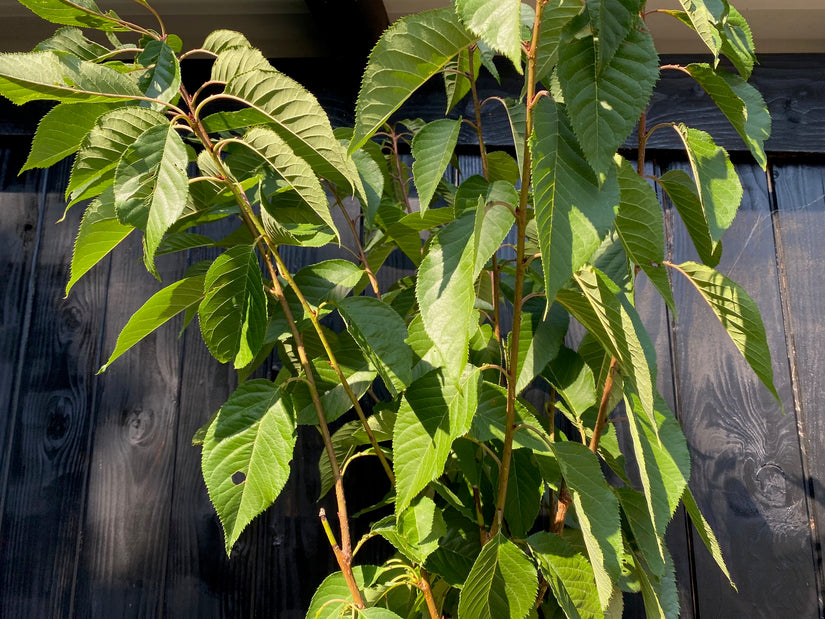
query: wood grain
[
  {"left": 0, "top": 162, "right": 110, "bottom": 618},
  {"left": 770, "top": 160, "right": 825, "bottom": 608},
  {"left": 664, "top": 159, "right": 819, "bottom": 616},
  {"left": 72, "top": 234, "right": 188, "bottom": 618}
]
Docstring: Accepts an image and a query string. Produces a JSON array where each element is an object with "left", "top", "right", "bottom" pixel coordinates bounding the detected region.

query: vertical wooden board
[
  {"left": 0, "top": 164, "right": 111, "bottom": 618},
  {"left": 73, "top": 235, "right": 187, "bottom": 618},
  {"left": 0, "top": 154, "right": 41, "bottom": 504},
  {"left": 163, "top": 220, "right": 258, "bottom": 618},
  {"left": 771, "top": 161, "right": 825, "bottom": 601},
  {"left": 665, "top": 160, "right": 818, "bottom": 616}
]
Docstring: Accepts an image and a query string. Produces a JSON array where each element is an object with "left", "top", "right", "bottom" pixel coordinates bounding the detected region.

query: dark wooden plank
[
  {"left": 665, "top": 159, "right": 818, "bottom": 616},
  {"left": 0, "top": 151, "right": 42, "bottom": 514},
  {"left": 72, "top": 236, "right": 188, "bottom": 618},
  {"left": 0, "top": 162, "right": 111, "bottom": 618},
  {"left": 770, "top": 160, "right": 825, "bottom": 606}
]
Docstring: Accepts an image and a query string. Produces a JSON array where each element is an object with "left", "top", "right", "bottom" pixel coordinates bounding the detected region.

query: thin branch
[{"left": 589, "top": 357, "right": 618, "bottom": 452}]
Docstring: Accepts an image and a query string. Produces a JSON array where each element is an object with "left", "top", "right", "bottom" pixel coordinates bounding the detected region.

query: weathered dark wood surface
[{"left": 1, "top": 57, "right": 825, "bottom": 618}]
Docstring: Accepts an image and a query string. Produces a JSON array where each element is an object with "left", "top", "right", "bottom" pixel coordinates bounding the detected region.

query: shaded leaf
[
  {"left": 411, "top": 118, "right": 461, "bottom": 212},
  {"left": 456, "top": 0, "right": 522, "bottom": 71},
  {"left": 504, "top": 448, "right": 543, "bottom": 538},
  {"left": 34, "top": 26, "right": 110, "bottom": 61},
  {"left": 584, "top": 0, "right": 643, "bottom": 73},
  {"left": 511, "top": 298, "right": 568, "bottom": 395},
  {"left": 17, "top": 0, "right": 128, "bottom": 31},
  {"left": 534, "top": 0, "right": 583, "bottom": 83},
  {"left": 198, "top": 244, "right": 267, "bottom": 368},
  {"left": 682, "top": 486, "right": 736, "bottom": 590},
  {"left": 137, "top": 40, "right": 181, "bottom": 107}
]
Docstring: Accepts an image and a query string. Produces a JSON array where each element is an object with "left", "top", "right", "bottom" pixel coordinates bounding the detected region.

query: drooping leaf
[
  {"left": 543, "top": 346, "right": 597, "bottom": 420},
  {"left": 657, "top": 168, "right": 721, "bottom": 267},
  {"left": 228, "top": 127, "right": 338, "bottom": 239},
  {"left": 472, "top": 197, "right": 516, "bottom": 278},
  {"left": 675, "top": 0, "right": 727, "bottom": 61},
  {"left": 337, "top": 295, "right": 414, "bottom": 395},
  {"left": 683, "top": 63, "right": 770, "bottom": 169},
  {"left": 457, "top": 533, "right": 538, "bottom": 619},
  {"left": 113, "top": 122, "right": 189, "bottom": 275},
  {"left": 425, "top": 508, "right": 482, "bottom": 586},
  {"left": 682, "top": 486, "right": 736, "bottom": 590},
  {"left": 511, "top": 298, "right": 568, "bottom": 394},
  {"left": 455, "top": 0, "right": 522, "bottom": 72},
  {"left": 0, "top": 51, "right": 142, "bottom": 105},
  {"left": 504, "top": 448, "right": 543, "bottom": 538},
  {"left": 22, "top": 101, "right": 114, "bottom": 172},
  {"left": 99, "top": 273, "right": 206, "bottom": 372},
  {"left": 350, "top": 8, "right": 475, "bottom": 153},
  {"left": 552, "top": 441, "right": 622, "bottom": 609},
  {"left": 557, "top": 25, "right": 658, "bottom": 180},
  {"left": 201, "top": 29, "right": 252, "bottom": 55},
  {"left": 635, "top": 547, "right": 680, "bottom": 619},
  {"left": 534, "top": 0, "right": 583, "bottom": 84},
  {"left": 393, "top": 367, "right": 480, "bottom": 513},
  {"left": 34, "top": 26, "right": 110, "bottom": 61},
  {"left": 66, "top": 106, "right": 167, "bottom": 205},
  {"left": 470, "top": 381, "right": 553, "bottom": 454},
  {"left": 530, "top": 98, "right": 619, "bottom": 303},
  {"left": 411, "top": 118, "right": 461, "bottom": 212},
  {"left": 718, "top": 6, "right": 756, "bottom": 79},
  {"left": 584, "top": 0, "right": 643, "bottom": 73},
  {"left": 201, "top": 380, "right": 296, "bottom": 554},
  {"left": 676, "top": 124, "right": 743, "bottom": 242},
  {"left": 614, "top": 157, "right": 675, "bottom": 311},
  {"left": 416, "top": 213, "right": 477, "bottom": 382},
  {"left": 444, "top": 45, "right": 478, "bottom": 112},
  {"left": 557, "top": 266, "right": 658, "bottom": 429},
  {"left": 136, "top": 40, "right": 181, "bottom": 107},
  {"left": 198, "top": 244, "right": 267, "bottom": 368},
  {"left": 221, "top": 64, "right": 362, "bottom": 195},
  {"left": 17, "top": 0, "right": 128, "bottom": 31},
  {"left": 66, "top": 188, "right": 132, "bottom": 295},
  {"left": 667, "top": 261, "right": 780, "bottom": 403},
  {"left": 528, "top": 531, "right": 602, "bottom": 619}
]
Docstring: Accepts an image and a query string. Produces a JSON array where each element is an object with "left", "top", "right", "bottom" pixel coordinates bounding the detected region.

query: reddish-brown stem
[
  {"left": 552, "top": 480, "right": 572, "bottom": 535},
  {"left": 419, "top": 569, "right": 442, "bottom": 619},
  {"left": 589, "top": 357, "right": 618, "bottom": 452},
  {"left": 320, "top": 509, "right": 365, "bottom": 608},
  {"left": 330, "top": 186, "right": 382, "bottom": 299},
  {"left": 491, "top": 0, "right": 548, "bottom": 538}
]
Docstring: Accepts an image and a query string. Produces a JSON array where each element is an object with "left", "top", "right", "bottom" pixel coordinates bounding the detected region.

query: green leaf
[
  {"left": 557, "top": 25, "right": 658, "bottom": 180},
  {"left": 557, "top": 266, "right": 658, "bottom": 430},
  {"left": 657, "top": 168, "right": 721, "bottom": 267},
  {"left": 425, "top": 508, "right": 482, "bottom": 586},
  {"left": 17, "top": 0, "right": 128, "bottom": 31},
  {"left": 66, "top": 188, "right": 132, "bottom": 295},
  {"left": 411, "top": 118, "right": 461, "bottom": 212},
  {"left": 614, "top": 157, "right": 675, "bottom": 312},
  {"left": 67, "top": 106, "right": 167, "bottom": 205},
  {"left": 0, "top": 51, "right": 142, "bottom": 105},
  {"left": 511, "top": 298, "right": 568, "bottom": 395},
  {"left": 683, "top": 63, "right": 770, "bottom": 169},
  {"left": 455, "top": 0, "right": 522, "bottom": 72},
  {"left": 552, "top": 441, "right": 622, "bottom": 609},
  {"left": 635, "top": 547, "right": 679, "bottom": 619},
  {"left": 202, "top": 29, "right": 252, "bottom": 54},
  {"left": 393, "top": 367, "right": 480, "bottom": 513},
  {"left": 229, "top": 127, "right": 338, "bottom": 240},
  {"left": 676, "top": 124, "right": 743, "bottom": 242},
  {"left": 668, "top": 261, "right": 780, "bottom": 404},
  {"left": 719, "top": 6, "right": 756, "bottom": 79},
  {"left": 528, "top": 531, "right": 602, "bottom": 619},
  {"left": 22, "top": 101, "right": 114, "bottom": 172},
  {"left": 530, "top": 98, "right": 619, "bottom": 303},
  {"left": 198, "top": 245, "right": 267, "bottom": 369},
  {"left": 470, "top": 381, "right": 553, "bottom": 454},
  {"left": 377, "top": 496, "right": 447, "bottom": 564},
  {"left": 504, "top": 448, "right": 543, "bottom": 538},
  {"left": 457, "top": 533, "right": 538, "bottom": 619},
  {"left": 136, "top": 40, "right": 181, "bottom": 107},
  {"left": 211, "top": 45, "right": 271, "bottom": 82},
  {"left": 223, "top": 66, "right": 361, "bottom": 195},
  {"left": 99, "top": 274, "right": 205, "bottom": 372},
  {"left": 34, "top": 26, "right": 110, "bottom": 61},
  {"left": 416, "top": 213, "right": 477, "bottom": 382},
  {"left": 350, "top": 8, "right": 475, "bottom": 153},
  {"left": 534, "top": 0, "right": 583, "bottom": 84},
  {"left": 682, "top": 486, "right": 736, "bottom": 590},
  {"left": 676, "top": 0, "right": 727, "bottom": 61},
  {"left": 444, "top": 45, "right": 479, "bottom": 112},
  {"left": 201, "top": 380, "right": 296, "bottom": 554},
  {"left": 584, "top": 0, "right": 643, "bottom": 73},
  {"left": 542, "top": 346, "right": 597, "bottom": 421},
  {"left": 337, "top": 296, "right": 413, "bottom": 396},
  {"left": 113, "top": 122, "right": 189, "bottom": 276},
  {"left": 305, "top": 565, "right": 380, "bottom": 619}
]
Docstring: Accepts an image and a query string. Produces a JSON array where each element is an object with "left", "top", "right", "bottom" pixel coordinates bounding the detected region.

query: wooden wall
[{"left": 1, "top": 55, "right": 824, "bottom": 617}]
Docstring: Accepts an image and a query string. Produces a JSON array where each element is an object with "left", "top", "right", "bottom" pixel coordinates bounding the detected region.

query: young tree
[{"left": 0, "top": 0, "right": 773, "bottom": 616}]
